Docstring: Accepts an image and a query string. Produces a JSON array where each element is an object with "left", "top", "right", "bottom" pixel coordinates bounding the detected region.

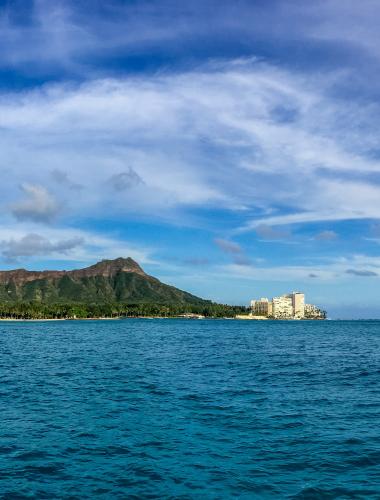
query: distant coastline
[
  {"left": 0, "top": 259, "right": 328, "bottom": 321},
  {"left": 0, "top": 315, "right": 327, "bottom": 322}
]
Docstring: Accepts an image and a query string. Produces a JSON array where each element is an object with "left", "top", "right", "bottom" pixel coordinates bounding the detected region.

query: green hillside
[{"left": 0, "top": 260, "right": 208, "bottom": 305}]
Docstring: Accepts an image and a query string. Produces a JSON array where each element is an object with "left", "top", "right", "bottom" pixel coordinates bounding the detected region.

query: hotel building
[{"left": 250, "top": 292, "right": 324, "bottom": 319}]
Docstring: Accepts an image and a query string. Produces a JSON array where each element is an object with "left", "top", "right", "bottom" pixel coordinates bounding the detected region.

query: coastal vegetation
[{"left": 0, "top": 301, "right": 249, "bottom": 320}]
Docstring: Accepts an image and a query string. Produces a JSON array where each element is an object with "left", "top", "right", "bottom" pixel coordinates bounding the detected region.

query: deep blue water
[{"left": 0, "top": 319, "right": 379, "bottom": 499}]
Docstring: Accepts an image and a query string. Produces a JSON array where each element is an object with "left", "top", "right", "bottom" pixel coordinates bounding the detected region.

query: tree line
[{"left": 0, "top": 302, "right": 249, "bottom": 320}]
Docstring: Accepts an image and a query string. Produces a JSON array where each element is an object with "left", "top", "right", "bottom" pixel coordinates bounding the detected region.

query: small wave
[
  {"left": 344, "top": 437, "right": 364, "bottom": 445},
  {"left": 13, "top": 450, "right": 50, "bottom": 461},
  {"left": 346, "top": 451, "right": 380, "bottom": 467},
  {"left": 20, "top": 463, "right": 65, "bottom": 477},
  {"left": 0, "top": 445, "right": 18, "bottom": 455}
]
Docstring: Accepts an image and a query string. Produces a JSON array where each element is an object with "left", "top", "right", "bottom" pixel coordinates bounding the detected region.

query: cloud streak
[{"left": 346, "top": 269, "right": 378, "bottom": 277}]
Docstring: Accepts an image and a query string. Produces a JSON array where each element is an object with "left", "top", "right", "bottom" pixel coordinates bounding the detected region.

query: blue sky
[{"left": 1, "top": 0, "right": 380, "bottom": 317}]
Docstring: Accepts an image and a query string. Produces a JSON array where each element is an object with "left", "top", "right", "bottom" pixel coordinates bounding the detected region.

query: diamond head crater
[{"left": 0, "top": 257, "right": 247, "bottom": 320}]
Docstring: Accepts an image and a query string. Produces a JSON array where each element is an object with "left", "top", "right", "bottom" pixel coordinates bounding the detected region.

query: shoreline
[{"left": 0, "top": 316, "right": 329, "bottom": 322}]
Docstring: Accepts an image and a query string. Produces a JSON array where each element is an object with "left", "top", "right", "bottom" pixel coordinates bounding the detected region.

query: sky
[{"left": 1, "top": 0, "right": 380, "bottom": 318}]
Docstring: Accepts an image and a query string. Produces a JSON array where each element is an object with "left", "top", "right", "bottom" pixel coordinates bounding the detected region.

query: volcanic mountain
[{"left": 0, "top": 258, "right": 208, "bottom": 305}]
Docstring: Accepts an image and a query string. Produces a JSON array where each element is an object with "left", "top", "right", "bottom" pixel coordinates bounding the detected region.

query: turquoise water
[{"left": 0, "top": 319, "right": 379, "bottom": 499}]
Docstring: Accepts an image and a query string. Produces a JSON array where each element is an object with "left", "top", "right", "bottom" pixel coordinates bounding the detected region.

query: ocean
[{"left": 0, "top": 319, "right": 379, "bottom": 499}]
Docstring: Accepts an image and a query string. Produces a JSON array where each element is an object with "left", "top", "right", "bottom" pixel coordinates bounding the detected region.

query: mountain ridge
[
  {"left": 0, "top": 257, "right": 146, "bottom": 284},
  {"left": 0, "top": 257, "right": 208, "bottom": 305}
]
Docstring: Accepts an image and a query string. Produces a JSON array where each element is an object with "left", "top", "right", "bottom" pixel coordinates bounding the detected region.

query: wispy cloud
[
  {"left": 1, "top": 233, "right": 83, "bottom": 262},
  {"left": 108, "top": 168, "right": 144, "bottom": 191},
  {"left": 1, "top": 57, "right": 379, "bottom": 233},
  {"left": 51, "top": 169, "right": 83, "bottom": 190},
  {"left": 214, "top": 238, "right": 241, "bottom": 254},
  {"left": 219, "top": 253, "right": 380, "bottom": 282},
  {"left": 346, "top": 268, "right": 378, "bottom": 277},
  {"left": 314, "top": 230, "right": 338, "bottom": 241},
  {"left": 214, "top": 238, "right": 251, "bottom": 266},
  {"left": 1, "top": 0, "right": 379, "bottom": 82},
  {"left": 255, "top": 224, "right": 290, "bottom": 240}
]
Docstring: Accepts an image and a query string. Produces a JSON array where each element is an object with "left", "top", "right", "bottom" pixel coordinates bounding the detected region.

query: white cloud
[
  {"left": 0, "top": 58, "right": 379, "bottom": 230},
  {"left": 11, "top": 183, "right": 60, "bottom": 223},
  {"left": 1, "top": 233, "right": 84, "bottom": 261}
]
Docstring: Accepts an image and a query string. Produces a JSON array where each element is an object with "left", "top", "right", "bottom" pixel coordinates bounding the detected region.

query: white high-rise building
[
  {"left": 290, "top": 292, "right": 305, "bottom": 318},
  {"left": 272, "top": 295, "right": 294, "bottom": 318}
]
